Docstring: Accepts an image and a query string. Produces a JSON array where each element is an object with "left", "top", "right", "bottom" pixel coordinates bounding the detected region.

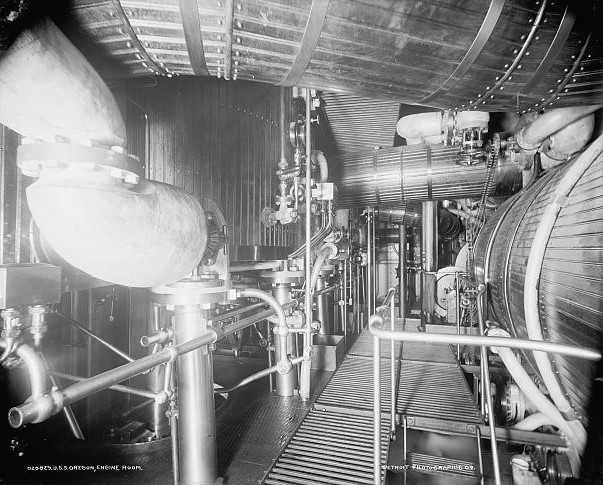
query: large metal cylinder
[
  {"left": 337, "top": 144, "right": 522, "bottom": 207},
  {"left": 475, "top": 150, "right": 603, "bottom": 422},
  {"left": 56, "top": 1, "right": 602, "bottom": 111}
]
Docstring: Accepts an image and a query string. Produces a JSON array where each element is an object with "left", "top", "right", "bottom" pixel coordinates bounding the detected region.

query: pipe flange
[
  {"left": 17, "top": 142, "right": 143, "bottom": 184},
  {"left": 151, "top": 278, "right": 229, "bottom": 306},
  {"left": 259, "top": 270, "right": 305, "bottom": 285}
]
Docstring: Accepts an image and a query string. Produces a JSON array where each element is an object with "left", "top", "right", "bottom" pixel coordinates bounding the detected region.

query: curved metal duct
[
  {"left": 474, "top": 141, "right": 603, "bottom": 422},
  {"left": 0, "top": 19, "right": 207, "bottom": 288},
  {"left": 55, "top": 0, "right": 602, "bottom": 111},
  {"left": 337, "top": 144, "right": 522, "bottom": 207}
]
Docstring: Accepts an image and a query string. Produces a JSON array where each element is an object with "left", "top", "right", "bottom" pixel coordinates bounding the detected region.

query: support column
[
  {"left": 421, "top": 201, "right": 438, "bottom": 324},
  {"left": 174, "top": 305, "right": 217, "bottom": 485}
]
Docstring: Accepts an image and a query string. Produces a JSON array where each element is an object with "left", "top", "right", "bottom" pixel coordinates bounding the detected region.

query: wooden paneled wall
[{"left": 126, "top": 76, "right": 299, "bottom": 251}]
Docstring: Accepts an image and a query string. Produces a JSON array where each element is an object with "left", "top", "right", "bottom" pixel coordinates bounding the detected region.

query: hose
[{"left": 523, "top": 134, "right": 602, "bottom": 447}]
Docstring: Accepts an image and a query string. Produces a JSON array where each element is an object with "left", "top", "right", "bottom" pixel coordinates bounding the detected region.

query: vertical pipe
[
  {"left": 421, "top": 201, "right": 437, "bottom": 324},
  {"left": 476, "top": 287, "right": 501, "bottom": 485},
  {"left": 373, "top": 333, "right": 381, "bottom": 485},
  {"left": 148, "top": 304, "right": 169, "bottom": 438},
  {"left": 315, "top": 275, "right": 331, "bottom": 335},
  {"left": 174, "top": 305, "right": 217, "bottom": 485},
  {"left": 476, "top": 427, "right": 484, "bottom": 485},
  {"left": 343, "top": 262, "right": 348, "bottom": 345},
  {"left": 398, "top": 224, "right": 407, "bottom": 319},
  {"left": 279, "top": 88, "right": 288, "bottom": 170},
  {"left": 272, "top": 284, "right": 297, "bottom": 396},
  {"left": 455, "top": 272, "right": 461, "bottom": 360},
  {"left": 372, "top": 208, "right": 377, "bottom": 301},
  {"left": 170, "top": 398, "right": 179, "bottom": 485},
  {"left": 390, "top": 297, "right": 396, "bottom": 434},
  {"left": 300, "top": 89, "right": 313, "bottom": 400},
  {"left": 267, "top": 332, "right": 274, "bottom": 393},
  {"left": 367, "top": 211, "right": 373, "bottom": 318}
]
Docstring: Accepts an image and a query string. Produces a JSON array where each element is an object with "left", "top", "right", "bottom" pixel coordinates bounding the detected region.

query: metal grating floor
[
  {"left": 315, "top": 356, "right": 397, "bottom": 412},
  {"left": 397, "top": 360, "right": 483, "bottom": 433},
  {"left": 348, "top": 332, "right": 403, "bottom": 359},
  {"left": 264, "top": 409, "right": 390, "bottom": 485},
  {"left": 401, "top": 341, "right": 459, "bottom": 364}
]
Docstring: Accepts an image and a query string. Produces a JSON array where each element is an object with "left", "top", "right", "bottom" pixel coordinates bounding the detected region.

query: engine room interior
[{"left": 0, "top": 1, "right": 602, "bottom": 484}]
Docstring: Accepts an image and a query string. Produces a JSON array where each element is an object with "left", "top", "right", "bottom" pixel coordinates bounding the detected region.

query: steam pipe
[
  {"left": 523, "top": 134, "right": 603, "bottom": 444},
  {"left": 518, "top": 106, "right": 602, "bottom": 148},
  {"left": 311, "top": 150, "right": 329, "bottom": 182},
  {"left": 0, "top": 340, "right": 46, "bottom": 399},
  {"left": 7, "top": 298, "right": 302, "bottom": 429},
  {"left": 300, "top": 91, "right": 313, "bottom": 400},
  {"left": 237, "top": 288, "right": 292, "bottom": 376},
  {"left": 1, "top": 19, "right": 208, "bottom": 288},
  {"left": 0, "top": 18, "right": 125, "bottom": 146},
  {"left": 50, "top": 371, "right": 158, "bottom": 399}
]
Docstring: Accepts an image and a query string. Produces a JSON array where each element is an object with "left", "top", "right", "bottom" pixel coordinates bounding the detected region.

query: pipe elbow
[
  {"left": 519, "top": 105, "right": 602, "bottom": 149},
  {"left": 0, "top": 18, "right": 126, "bottom": 147},
  {"left": 27, "top": 172, "right": 207, "bottom": 287}
]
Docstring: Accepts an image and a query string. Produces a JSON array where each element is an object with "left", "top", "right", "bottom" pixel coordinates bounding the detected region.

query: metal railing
[{"left": 368, "top": 287, "right": 601, "bottom": 485}]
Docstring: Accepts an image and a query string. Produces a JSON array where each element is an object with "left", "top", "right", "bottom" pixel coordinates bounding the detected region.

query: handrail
[{"left": 368, "top": 301, "right": 601, "bottom": 485}]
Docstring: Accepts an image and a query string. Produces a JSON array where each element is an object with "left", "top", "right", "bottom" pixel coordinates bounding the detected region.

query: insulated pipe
[
  {"left": 0, "top": 18, "right": 125, "bottom": 147},
  {"left": 311, "top": 150, "right": 329, "bottom": 182},
  {"left": 523, "top": 134, "right": 603, "bottom": 443},
  {"left": 512, "top": 412, "right": 554, "bottom": 431},
  {"left": 27, "top": 171, "right": 207, "bottom": 288},
  {"left": 2, "top": 19, "right": 208, "bottom": 289},
  {"left": 518, "top": 106, "right": 602, "bottom": 149}
]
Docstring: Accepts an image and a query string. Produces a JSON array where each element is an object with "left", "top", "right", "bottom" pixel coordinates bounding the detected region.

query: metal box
[
  {"left": 0, "top": 264, "right": 62, "bottom": 309},
  {"left": 311, "top": 335, "right": 345, "bottom": 371}
]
